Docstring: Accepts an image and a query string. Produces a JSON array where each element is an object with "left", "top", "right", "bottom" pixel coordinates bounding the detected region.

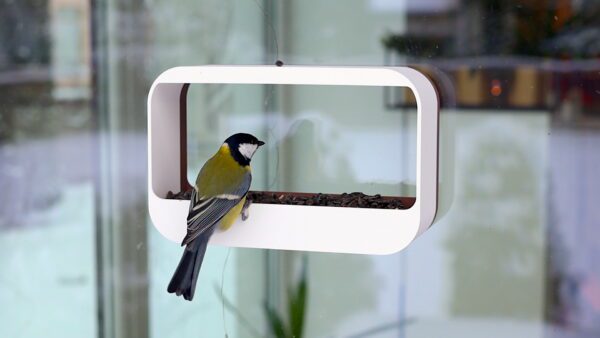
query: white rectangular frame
[{"left": 148, "top": 65, "right": 438, "bottom": 254}]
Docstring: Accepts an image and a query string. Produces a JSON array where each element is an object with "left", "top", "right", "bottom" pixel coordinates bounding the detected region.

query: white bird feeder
[{"left": 148, "top": 66, "right": 439, "bottom": 254}]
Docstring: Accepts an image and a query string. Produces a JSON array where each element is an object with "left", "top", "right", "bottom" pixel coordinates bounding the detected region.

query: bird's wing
[{"left": 182, "top": 171, "right": 251, "bottom": 246}]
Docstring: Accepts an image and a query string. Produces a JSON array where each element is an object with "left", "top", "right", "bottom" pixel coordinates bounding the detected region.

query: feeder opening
[{"left": 173, "top": 83, "right": 418, "bottom": 209}]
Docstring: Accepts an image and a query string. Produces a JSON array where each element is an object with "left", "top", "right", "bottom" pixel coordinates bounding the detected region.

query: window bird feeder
[{"left": 148, "top": 66, "right": 439, "bottom": 254}]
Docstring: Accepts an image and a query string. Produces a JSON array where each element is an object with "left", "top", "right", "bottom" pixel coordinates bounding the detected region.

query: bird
[{"left": 168, "top": 133, "right": 265, "bottom": 300}]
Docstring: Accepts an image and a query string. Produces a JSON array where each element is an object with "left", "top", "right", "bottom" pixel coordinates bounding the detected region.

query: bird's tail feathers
[{"left": 167, "top": 229, "right": 213, "bottom": 301}]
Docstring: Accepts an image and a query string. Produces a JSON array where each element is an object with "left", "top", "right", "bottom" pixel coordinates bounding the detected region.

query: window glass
[
  {"left": 1, "top": 1, "right": 599, "bottom": 337},
  {"left": 0, "top": 1, "right": 96, "bottom": 337},
  {"left": 186, "top": 84, "right": 417, "bottom": 198}
]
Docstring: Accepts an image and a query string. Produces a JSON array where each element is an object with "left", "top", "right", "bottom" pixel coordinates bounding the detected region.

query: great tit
[{"left": 168, "top": 133, "right": 265, "bottom": 300}]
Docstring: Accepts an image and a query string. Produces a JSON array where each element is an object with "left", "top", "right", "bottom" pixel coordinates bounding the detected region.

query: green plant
[{"left": 264, "top": 257, "right": 308, "bottom": 338}]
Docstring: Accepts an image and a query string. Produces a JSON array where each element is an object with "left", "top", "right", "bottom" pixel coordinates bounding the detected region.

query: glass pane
[
  {"left": 2, "top": 1, "right": 599, "bottom": 338},
  {"left": 186, "top": 84, "right": 417, "bottom": 198},
  {"left": 0, "top": 0, "right": 96, "bottom": 337}
]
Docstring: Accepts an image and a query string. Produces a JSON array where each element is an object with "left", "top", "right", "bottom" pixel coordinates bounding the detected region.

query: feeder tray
[
  {"left": 167, "top": 190, "right": 414, "bottom": 209},
  {"left": 148, "top": 66, "right": 439, "bottom": 254}
]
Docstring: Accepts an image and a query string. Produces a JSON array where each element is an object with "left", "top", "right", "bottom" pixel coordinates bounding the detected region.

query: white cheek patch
[{"left": 238, "top": 143, "right": 258, "bottom": 159}]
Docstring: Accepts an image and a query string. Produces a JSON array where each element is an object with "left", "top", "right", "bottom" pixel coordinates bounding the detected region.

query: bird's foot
[{"left": 241, "top": 199, "right": 252, "bottom": 221}]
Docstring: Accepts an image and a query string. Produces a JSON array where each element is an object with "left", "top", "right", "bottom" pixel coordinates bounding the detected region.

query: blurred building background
[{"left": 0, "top": 0, "right": 599, "bottom": 338}]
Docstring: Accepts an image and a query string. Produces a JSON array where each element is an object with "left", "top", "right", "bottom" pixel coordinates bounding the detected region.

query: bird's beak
[{"left": 257, "top": 140, "right": 265, "bottom": 147}]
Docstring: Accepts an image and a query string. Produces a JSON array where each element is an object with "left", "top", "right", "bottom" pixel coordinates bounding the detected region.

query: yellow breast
[
  {"left": 195, "top": 144, "right": 251, "bottom": 197},
  {"left": 219, "top": 196, "right": 247, "bottom": 231}
]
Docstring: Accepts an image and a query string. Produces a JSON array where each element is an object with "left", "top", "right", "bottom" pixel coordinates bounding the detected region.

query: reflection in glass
[{"left": 0, "top": 0, "right": 96, "bottom": 337}]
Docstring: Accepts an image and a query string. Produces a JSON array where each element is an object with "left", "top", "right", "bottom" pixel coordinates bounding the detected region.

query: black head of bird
[{"left": 224, "top": 132, "right": 265, "bottom": 166}]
